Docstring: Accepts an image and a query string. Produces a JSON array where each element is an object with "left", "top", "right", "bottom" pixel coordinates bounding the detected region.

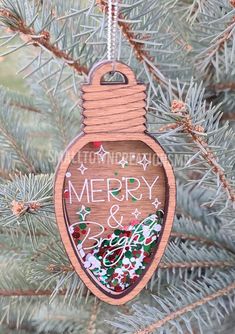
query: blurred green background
[{"left": 0, "top": 32, "right": 25, "bottom": 92}]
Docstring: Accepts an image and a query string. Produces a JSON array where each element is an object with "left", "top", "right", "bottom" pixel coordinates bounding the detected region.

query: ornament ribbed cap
[{"left": 82, "top": 61, "right": 147, "bottom": 133}]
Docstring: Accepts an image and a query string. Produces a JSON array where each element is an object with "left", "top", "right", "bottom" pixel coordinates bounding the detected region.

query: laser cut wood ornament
[{"left": 54, "top": 61, "right": 176, "bottom": 305}]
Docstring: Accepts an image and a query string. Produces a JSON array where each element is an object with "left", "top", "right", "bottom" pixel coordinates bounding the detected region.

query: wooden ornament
[{"left": 54, "top": 61, "right": 176, "bottom": 305}]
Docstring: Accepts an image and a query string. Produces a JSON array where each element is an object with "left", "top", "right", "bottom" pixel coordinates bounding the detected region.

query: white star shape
[
  {"left": 137, "top": 154, "right": 151, "bottom": 171},
  {"left": 152, "top": 198, "right": 161, "bottom": 210},
  {"left": 76, "top": 205, "right": 90, "bottom": 220},
  {"left": 118, "top": 157, "right": 128, "bottom": 168},
  {"left": 77, "top": 163, "right": 87, "bottom": 175},
  {"left": 132, "top": 208, "right": 141, "bottom": 219},
  {"left": 95, "top": 145, "right": 109, "bottom": 162}
]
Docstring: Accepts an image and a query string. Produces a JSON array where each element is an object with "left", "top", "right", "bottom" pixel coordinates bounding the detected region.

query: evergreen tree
[{"left": 0, "top": 0, "right": 235, "bottom": 333}]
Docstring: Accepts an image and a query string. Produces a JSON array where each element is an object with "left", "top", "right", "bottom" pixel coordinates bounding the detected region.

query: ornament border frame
[{"left": 54, "top": 132, "right": 176, "bottom": 305}]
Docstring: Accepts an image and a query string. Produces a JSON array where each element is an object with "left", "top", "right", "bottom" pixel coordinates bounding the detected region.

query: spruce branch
[
  {"left": 134, "top": 281, "right": 235, "bottom": 334},
  {"left": 0, "top": 6, "right": 88, "bottom": 75},
  {"left": 86, "top": 301, "right": 100, "bottom": 334},
  {"left": 46, "top": 259, "right": 235, "bottom": 275},
  {"left": 10, "top": 102, "right": 40, "bottom": 114},
  {"left": 171, "top": 231, "right": 235, "bottom": 255},
  {"left": 46, "top": 264, "right": 73, "bottom": 274},
  {"left": 0, "top": 86, "right": 41, "bottom": 114},
  {"left": 184, "top": 0, "right": 214, "bottom": 24},
  {"left": 171, "top": 0, "right": 235, "bottom": 26},
  {"left": 1, "top": 1, "right": 235, "bottom": 333},
  {"left": 0, "top": 91, "right": 51, "bottom": 174},
  {"left": 175, "top": 183, "right": 221, "bottom": 227},
  {"left": 159, "top": 260, "right": 235, "bottom": 270},
  {"left": 155, "top": 83, "right": 235, "bottom": 210},
  {"left": 30, "top": 238, "right": 60, "bottom": 262},
  {"left": 111, "top": 272, "right": 235, "bottom": 333},
  {"left": 169, "top": 99, "right": 235, "bottom": 204},
  {"left": 0, "top": 324, "right": 30, "bottom": 334},
  {"left": 0, "top": 174, "right": 54, "bottom": 226},
  {"left": 45, "top": 89, "right": 77, "bottom": 150},
  {"left": 0, "top": 289, "right": 67, "bottom": 297},
  {"left": 11, "top": 200, "right": 41, "bottom": 217},
  {"left": 46, "top": 239, "right": 235, "bottom": 277},
  {"left": 195, "top": 5, "right": 235, "bottom": 79},
  {"left": 0, "top": 121, "right": 36, "bottom": 174},
  {"left": 160, "top": 241, "right": 235, "bottom": 283},
  {"left": 25, "top": 67, "right": 82, "bottom": 152}
]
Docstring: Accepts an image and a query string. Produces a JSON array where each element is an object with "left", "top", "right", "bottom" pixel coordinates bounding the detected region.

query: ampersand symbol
[{"left": 107, "top": 205, "right": 124, "bottom": 229}]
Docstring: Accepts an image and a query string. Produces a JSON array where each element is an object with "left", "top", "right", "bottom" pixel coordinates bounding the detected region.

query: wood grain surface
[
  {"left": 82, "top": 61, "right": 146, "bottom": 134},
  {"left": 54, "top": 61, "right": 176, "bottom": 305}
]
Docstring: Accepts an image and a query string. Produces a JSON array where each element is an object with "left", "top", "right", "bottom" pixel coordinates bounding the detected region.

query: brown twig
[
  {"left": 0, "top": 9, "right": 88, "bottom": 75},
  {"left": 171, "top": 231, "right": 235, "bottom": 255},
  {"left": 158, "top": 260, "right": 235, "bottom": 270},
  {"left": 3, "top": 322, "right": 35, "bottom": 333},
  {"left": 183, "top": 120, "right": 235, "bottom": 203},
  {"left": 0, "top": 286, "right": 89, "bottom": 299},
  {"left": 46, "top": 264, "right": 73, "bottom": 273},
  {"left": 134, "top": 281, "right": 235, "bottom": 334},
  {"left": 10, "top": 102, "right": 41, "bottom": 113},
  {"left": 210, "top": 82, "right": 235, "bottom": 92},
  {"left": 161, "top": 100, "right": 235, "bottom": 204},
  {"left": 46, "top": 257, "right": 235, "bottom": 276},
  {"left": 0, "top": 289, "right": 67, "bottom": 297},
  {"left": 221, "top": 112, "right": 235, "bottom": 121},
  {"left": 0, "top": 168, "right": 12, "bottom": 180}
]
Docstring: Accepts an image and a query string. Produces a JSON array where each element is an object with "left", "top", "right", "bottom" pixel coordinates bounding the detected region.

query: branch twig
[
  {"left": 0, "top": 289, "right": 67, "bottom": 297},
  {"left": 197, "top": 14, "right": 235, "bottom": 77},
  {"left": 171, "top": 231, "right": 235, "bottom": 255},
  {"left": 46, "top": 258, "right": 235, "bottom": 275},
  {"left": 159, "top": 260, "right": 235, "bottom": 270},
  {"left": 134, "top": 281, "right": 235, "bottom": 334},
  {"left": 161, "top": 100, "right": 235, "bottom": 204},
  {"left": 10, "top": 102, "right": 41, "bottom": 113},
  {"left": 0, "top": 124, "right": 36, "bottom": 173},
  {"left": 210, "top": 82, "right": 235, "bottom": 92},
  {"left": 0, "top": 8, "right": 88, "bottom": 75}
]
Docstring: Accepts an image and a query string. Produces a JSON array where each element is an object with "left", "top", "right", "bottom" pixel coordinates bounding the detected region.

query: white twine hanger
[{"left": 107, "top": 0, "right": 119, "bottom": 62}]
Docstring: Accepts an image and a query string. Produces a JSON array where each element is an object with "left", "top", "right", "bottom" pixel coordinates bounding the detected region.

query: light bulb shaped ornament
[{"left": 54, "top": 61, "right": 176, "bottom": 305}]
